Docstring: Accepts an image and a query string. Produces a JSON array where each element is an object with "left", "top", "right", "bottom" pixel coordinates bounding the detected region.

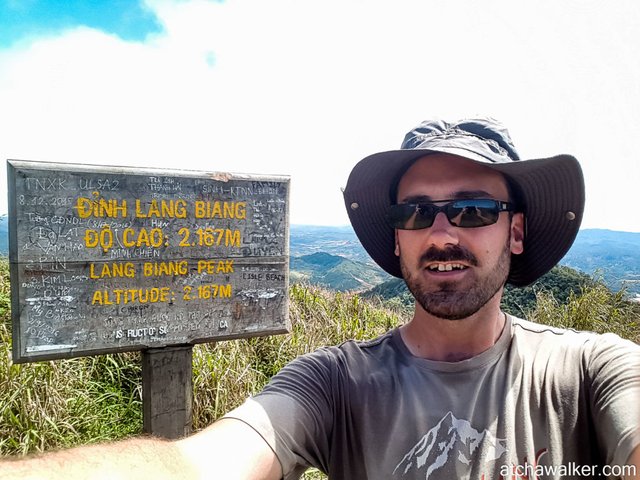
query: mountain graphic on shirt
[{"left": 392, "top": 411, "right": 507, "bottom": 479}]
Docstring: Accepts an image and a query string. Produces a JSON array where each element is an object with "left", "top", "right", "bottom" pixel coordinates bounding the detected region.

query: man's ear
[
  {"left": 394, "top": 230, "right": 400, "bottom": 256},
  {"left": 510, "top": 213, "right": 525, "bottom": 255}
]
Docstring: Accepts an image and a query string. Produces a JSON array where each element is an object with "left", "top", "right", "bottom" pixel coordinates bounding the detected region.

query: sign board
[{"left": 8, "top": 160, "right": 290, "bottom": 363}]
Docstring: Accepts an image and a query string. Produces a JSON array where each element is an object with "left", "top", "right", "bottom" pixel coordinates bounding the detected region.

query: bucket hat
[{"left": 343, "top": 117, "right": 585, "bottom": 287}]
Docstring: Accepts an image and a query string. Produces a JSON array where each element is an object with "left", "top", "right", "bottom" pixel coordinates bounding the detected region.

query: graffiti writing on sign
[{"left": 8, "top": 160, "right": 290, "bottom": 363}]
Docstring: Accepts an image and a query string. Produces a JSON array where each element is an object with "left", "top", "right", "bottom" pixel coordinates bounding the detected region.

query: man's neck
[{"left": 399, "top": 298, "right": 506, "bottom": 362}]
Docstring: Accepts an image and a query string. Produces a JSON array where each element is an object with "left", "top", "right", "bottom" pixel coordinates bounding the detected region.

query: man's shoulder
[
  {"left": 510, "top": 315, "right": 640, "bottom": 357},
  {"left": 340, "top": 329, "right": 398, "bottom": 350},
  {"left": 298, "top": 329, "right": 401, "bottom": 369},
  {"left": 510, "top": 316, "right": 591, "bottom": 337},
  {"left": 258, "top": 330, "right": 401, "bottom": 394}
]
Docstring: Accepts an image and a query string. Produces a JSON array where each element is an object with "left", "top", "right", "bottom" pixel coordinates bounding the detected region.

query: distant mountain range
[
  {"left": 290, "top": 224, "right": 374, "bottom": 264},
  {"left": 290, "top": 225, "right": 640, "bottom": 297},
  {"left": 291, "top": 251, "right": 391, "bottom": 291},
  {"left": 560, "top": 229, "right": 640, "bottom": 294},
  {"left": 1, "top": 216, "right": 638, "bottom": 297}
]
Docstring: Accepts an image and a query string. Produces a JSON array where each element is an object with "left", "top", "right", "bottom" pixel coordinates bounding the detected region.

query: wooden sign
[{"left": 8, "top": 160, "right": 290, "bottom": 363}]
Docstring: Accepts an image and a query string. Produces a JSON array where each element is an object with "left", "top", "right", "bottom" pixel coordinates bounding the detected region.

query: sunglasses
[{"left": 387, "top": 199, "right": 514, "bottom": 230}]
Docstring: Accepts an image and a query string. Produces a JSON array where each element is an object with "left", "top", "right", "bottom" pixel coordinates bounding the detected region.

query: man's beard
[{"left": 400, "top": 239, "right": 511, "bottom": 320}]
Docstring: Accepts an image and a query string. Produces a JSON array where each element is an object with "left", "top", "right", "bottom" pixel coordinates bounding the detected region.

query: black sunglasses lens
[
  {"left": 388, "top": 199, "right": 506, "bottom": 230},
  {"left": 387, "top": 204, "right": 435, "bottom": 229},
  {"left": 447, "top": 200, "right": 500, "bottom": 227}
]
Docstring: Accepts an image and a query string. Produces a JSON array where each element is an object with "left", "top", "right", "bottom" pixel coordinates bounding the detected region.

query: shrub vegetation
[{"left": 1, "top": 258, "right": 638, "bottom": 480}]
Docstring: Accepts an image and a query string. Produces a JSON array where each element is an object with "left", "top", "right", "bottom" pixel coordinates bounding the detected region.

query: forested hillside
[
  {"left": 290, "top": 252, "right": 391, "bottom": 291},
  {"left": 363, "top": 265, "right": 600, "bottom": 318}
]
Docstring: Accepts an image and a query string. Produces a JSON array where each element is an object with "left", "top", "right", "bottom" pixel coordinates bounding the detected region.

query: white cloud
[{"left": 1, "top": 0, "right": 639, "bottom": 231}]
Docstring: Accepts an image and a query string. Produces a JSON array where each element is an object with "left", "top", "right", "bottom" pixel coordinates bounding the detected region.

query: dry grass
[{"left": 1, "top": 257, "right": 638, "bottom": 479}]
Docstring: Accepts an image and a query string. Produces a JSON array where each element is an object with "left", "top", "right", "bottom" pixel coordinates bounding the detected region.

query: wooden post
[{"left": 142, "top": 346, "right": 193, "bottom": 439}]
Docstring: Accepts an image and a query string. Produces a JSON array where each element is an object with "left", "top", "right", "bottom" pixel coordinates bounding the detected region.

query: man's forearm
[
  {"left": 625, "top": 445, "right": 640, "bottom": 480},
  {"left": 0, "top": 418, "right": 282, "bottom": 480},
  {"left": 0, "top": 436, "right": 197, "bottom": 480}
]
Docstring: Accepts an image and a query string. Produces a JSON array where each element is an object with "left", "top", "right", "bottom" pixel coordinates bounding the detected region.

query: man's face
[{"left": 395, "top": 154, "right": 524, "bottom": 320}]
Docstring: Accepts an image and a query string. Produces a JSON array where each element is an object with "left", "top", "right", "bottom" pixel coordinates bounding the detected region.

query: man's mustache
[{"left": 419, "top": 245, "right": 479, "bottom": 267}]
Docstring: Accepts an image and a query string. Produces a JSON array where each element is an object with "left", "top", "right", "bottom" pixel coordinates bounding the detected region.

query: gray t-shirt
[{"left": 225, "top": 316, "right": 640, "bottom": 479}]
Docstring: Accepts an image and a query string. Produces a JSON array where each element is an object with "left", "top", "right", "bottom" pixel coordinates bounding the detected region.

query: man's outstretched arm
[
  {"left": 176, "top": 418, "right": 282, "bottom": 480},
  {"left": 626, "top": 445, "right": 640, "bottom": 480},
  {"left": 0, "top": 418, "right": 282, "bottom": 480}
]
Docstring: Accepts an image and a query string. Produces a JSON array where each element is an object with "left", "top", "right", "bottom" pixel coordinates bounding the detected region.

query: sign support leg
[{"left": 142, "top": 345, "right": 193, "bottom": 439}]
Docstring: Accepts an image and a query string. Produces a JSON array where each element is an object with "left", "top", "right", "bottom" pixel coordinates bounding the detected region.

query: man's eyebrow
[
  {"left": 453, "top": 190, "right": 494, "bottom": 199},
  {"left": 399, "top": 190, "right": 494, "bottom": 203}
]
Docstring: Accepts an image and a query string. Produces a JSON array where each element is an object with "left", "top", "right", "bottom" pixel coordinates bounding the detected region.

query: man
[{"left": 2, "top": 118, "right": 639, "bottom": 479}]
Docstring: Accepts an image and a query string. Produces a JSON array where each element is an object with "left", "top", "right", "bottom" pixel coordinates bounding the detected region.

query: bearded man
[{"left": 3, "top": 118, "right": 639, "bottom": 480}]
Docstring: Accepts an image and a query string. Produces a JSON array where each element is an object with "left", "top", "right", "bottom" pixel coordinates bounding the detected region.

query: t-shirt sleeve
[
  {"left": 223, "top": 348, "right": 336, "bottom": 479},
  {"left": 585, "top": 332, "right": 640, "bottom": 466}
]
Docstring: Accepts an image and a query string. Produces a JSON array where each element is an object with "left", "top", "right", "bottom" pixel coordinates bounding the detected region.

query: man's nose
[{"left": 424, "top": 212, "right": 459, "bottom": 247}]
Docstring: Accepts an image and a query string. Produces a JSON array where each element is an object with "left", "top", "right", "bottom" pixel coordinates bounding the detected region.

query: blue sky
[
  {"left": 1, "top": 0, "right": 639, "bottom": 232},
  {"left": 0, "top": 0, "right": 162, "bottom": 44}
]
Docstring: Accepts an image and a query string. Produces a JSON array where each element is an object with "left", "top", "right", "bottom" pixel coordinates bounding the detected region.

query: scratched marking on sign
[{"left": 9, "top": 160, "right": 290, "bottom": 362}]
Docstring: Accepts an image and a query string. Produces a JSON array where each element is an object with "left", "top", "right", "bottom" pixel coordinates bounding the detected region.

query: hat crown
[{"left": 401, "top": 117, "right": 521, "bottom": 163}]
